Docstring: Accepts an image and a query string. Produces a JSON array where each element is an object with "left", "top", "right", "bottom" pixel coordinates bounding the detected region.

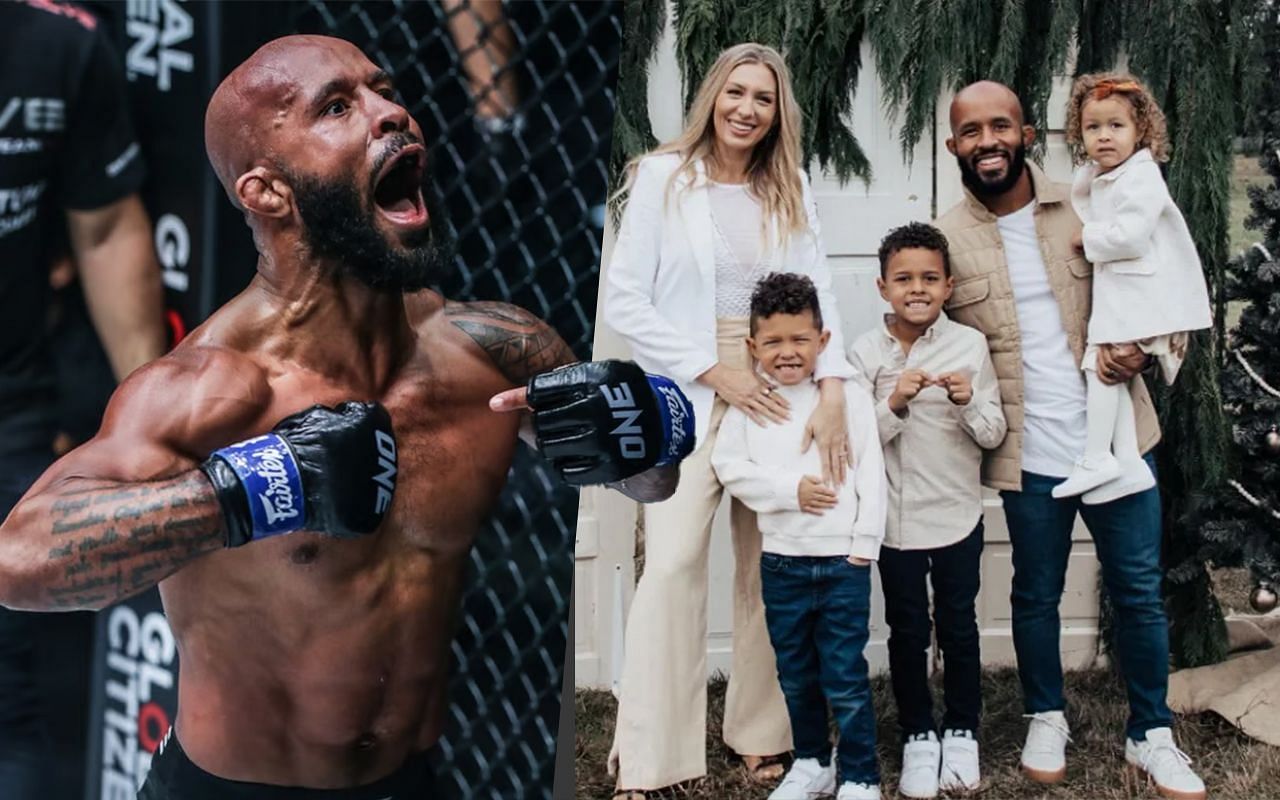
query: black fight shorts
[{"left": 137, "top": 733, "right": 437, "bottom": 799}]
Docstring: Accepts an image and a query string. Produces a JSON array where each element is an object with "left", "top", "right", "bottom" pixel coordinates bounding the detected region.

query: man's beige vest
[{"left": 934, "top": 162, "right": 1160, "bottom": 491}]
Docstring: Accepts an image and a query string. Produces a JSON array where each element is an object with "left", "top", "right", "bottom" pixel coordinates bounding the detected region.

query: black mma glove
[
  {"left": 200, "top": 402, "right": 398, "bottom": 548},
  {"left": 527, "top": 360, "right": 695, "bottom": 486}
]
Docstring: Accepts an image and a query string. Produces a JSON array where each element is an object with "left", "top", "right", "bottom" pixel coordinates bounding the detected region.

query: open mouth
[
  {"left": 727, "top": 118, "right": 757, "bottom": 136},
  {"left": 904, "top": 300, "right": 933, "bottom": 311},
  {"left": 373, "top": 145, "right": 428, "bottom": 229}
]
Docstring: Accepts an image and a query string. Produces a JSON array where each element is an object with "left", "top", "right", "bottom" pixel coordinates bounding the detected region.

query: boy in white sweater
[
  {"left": 848, "top": 223, "right": 1006, "bottom": 799},
  {"left": 712, "top": 272, "right": 887, "bottom": 800}
]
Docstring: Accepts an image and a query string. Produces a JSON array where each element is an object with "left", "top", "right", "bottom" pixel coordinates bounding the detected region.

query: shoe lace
[
  {"left": 1140, "top": 739, "right": 1195, "bottom": 775},
  {"left": 1023, "top": 712, "right": 1073, "bottom": 745}
]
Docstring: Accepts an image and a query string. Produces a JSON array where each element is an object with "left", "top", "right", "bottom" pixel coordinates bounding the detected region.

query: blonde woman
[{"left": 604, "top": 43, "right": 857, "bottom": 798}]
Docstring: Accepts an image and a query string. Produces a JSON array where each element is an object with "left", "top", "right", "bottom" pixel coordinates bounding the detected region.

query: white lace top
[{"left": 709, "top": 181, "right": 778, "bottom": 317}]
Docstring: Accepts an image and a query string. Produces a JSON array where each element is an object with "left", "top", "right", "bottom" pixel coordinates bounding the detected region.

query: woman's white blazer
[{"left": 603, "top": 152, "right": 856, "bottom": 448}]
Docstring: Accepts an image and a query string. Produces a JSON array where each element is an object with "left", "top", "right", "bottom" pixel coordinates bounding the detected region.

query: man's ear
[
  {"left": 235, "top": 167, "right": 291, "bottom": 219},
  {"left": 1022, "top": 126, "right": 1037, "bottom": 148},
  {"left": 945, "top": 136, "right": 957, "bottom": 156}
]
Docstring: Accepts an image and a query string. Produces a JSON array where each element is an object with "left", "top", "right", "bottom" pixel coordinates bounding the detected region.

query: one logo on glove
[
  {"left": 600, "top": 383, "right": 647, "bottom": 460},
  {"left": 216, "top": 434, "right": 306, "bottom": 536},
  {"left": 373, "top": 430, "right": 397, "bottom": 514}
]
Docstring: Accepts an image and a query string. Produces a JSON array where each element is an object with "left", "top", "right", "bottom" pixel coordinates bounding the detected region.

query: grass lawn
[
  {"left": 576, "top": 667, "right": 1280, "bottom": 799},
  {"left": 1229, "top": 153, "right": 1269, "bottom": 253}
]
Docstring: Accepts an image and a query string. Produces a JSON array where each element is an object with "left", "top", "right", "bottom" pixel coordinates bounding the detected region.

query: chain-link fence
[{"left": 287, "top": 2, "right": 619, "bottom": 797}]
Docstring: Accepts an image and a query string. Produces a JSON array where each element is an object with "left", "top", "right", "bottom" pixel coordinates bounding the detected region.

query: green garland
[{"left": 610, "top": 0, "right": 667, "bottom": 186}]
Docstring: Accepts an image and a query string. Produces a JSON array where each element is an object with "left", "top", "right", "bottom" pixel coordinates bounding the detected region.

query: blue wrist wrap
[
  {"left": 646, "top": 373, "right": 696, "bottom": 466},
  {"left": 211, "top": 433, "right": 306, "bottom": 539}
]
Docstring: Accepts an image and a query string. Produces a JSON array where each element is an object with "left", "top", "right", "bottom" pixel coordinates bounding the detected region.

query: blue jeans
[
  {"left": 760, "top": 553, "right": 879, "bottom": 785},
  {"left": 999, "top": 453, "right": 1172, "bottom": 740}
]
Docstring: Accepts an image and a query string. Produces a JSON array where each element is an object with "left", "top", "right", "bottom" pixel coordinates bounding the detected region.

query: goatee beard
[
  {"left": 284, "top": 165, "right": 455, "bottom": 292},
  {"left": 957, "top": 141, "right": 1028, "bottom": 199}
]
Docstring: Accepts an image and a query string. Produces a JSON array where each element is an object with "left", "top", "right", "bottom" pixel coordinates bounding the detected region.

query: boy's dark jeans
[
  {"left": 877, "top": 520, "right": 984, "bottom": 741},
  {"left": 760, "top": 553, "right": 879, "bottom": 786}
]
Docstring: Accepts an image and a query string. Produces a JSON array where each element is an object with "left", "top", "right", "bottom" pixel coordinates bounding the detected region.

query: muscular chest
[
  {"left": 377, "top": 376, "right": 520, "bottom": 552},
  {"left": 249, "top": 364, "right": 521, "bottom": 573}
]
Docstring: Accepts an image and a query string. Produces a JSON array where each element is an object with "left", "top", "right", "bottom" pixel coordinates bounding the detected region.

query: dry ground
[{"left": 575, "top": 667, "right": 1280, "bottom": 799}]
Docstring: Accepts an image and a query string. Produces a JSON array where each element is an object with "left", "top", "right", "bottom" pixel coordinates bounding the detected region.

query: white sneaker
[
  {"left": 1051, "top": 454, "right": 1120, "bottom": 498},
  {"left": 1082, "top": 458, "right": 1156, "bottom": 505},
  {"left": 1125, "top": 727, "right": 1206, "bottom": 800},
  {"left": 898, "top": 732, "right": 940, "bottom": 799},
  {"left": 1020, "top": 711, "right": 1070, "bottom": 784},
  {"left": 769, "top": 757, "right": 836, "bottom": 800},
  {"left": 836, "top": 782, "right": 881, "bottom": 800},
  {"left": 939, "top": 729, "right": 980, "bottom": 791}
]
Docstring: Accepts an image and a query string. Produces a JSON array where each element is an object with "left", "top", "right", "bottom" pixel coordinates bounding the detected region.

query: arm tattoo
[
  {"left": 445, "top": 301, "right": 577, "bottom": 384},
  {"left": 5, "top": 472, "right": 225, "bottom": 610}
]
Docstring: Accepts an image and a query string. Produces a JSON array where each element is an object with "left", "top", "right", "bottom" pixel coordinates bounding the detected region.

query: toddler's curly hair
[
  {"left": 1065, "top": 72, "right": 1169, "bottom": 165},
  {"left": 749, "top": 272, "right": 822, "bottom": 335}
]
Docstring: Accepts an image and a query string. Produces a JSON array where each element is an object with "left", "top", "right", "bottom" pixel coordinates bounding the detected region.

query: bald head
[
  {"left": 949, "top": 80, "right": 1024, "bottom": 131},
  {"left": 204, "top": 35, "right": 376, "bottom": 207}
]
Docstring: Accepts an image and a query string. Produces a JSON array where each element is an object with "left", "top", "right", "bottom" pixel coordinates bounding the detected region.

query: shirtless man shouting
[{"left": 0, "top": 35, "right": 688, "bottom": 799}]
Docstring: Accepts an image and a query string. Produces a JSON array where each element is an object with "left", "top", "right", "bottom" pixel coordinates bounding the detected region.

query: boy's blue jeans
[
  {"left": 999, "top": 453, "right": 1173, "bottom": 740},
  {"left": 760, "top": 553, "right": 879, "bottom": 786}
]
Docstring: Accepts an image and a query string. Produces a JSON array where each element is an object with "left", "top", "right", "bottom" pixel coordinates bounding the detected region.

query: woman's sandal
[{"left": 741, "top": 752, "right": 789, "bottom": 784}]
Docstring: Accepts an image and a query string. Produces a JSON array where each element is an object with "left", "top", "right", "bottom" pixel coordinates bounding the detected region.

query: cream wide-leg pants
[{"left": 609, "top": 318, "right": 793, "bottom": 790}]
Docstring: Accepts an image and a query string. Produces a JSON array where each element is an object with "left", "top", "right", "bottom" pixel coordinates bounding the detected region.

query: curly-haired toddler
[{"left": 1052, "top": 73, "right": 1212, "bottom": 502}]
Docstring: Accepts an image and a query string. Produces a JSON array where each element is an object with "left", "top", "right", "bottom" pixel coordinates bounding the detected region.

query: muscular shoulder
[
  {"left": 101, "top": 344, "right": 272, "bottom": 456},
  {"left": 439, "top": 300, "right": 577, "bottom": 386}
]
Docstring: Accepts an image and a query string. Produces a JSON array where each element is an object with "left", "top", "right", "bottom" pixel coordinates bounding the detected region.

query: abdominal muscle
[{"left": 159, "top": 536, "right": 467, "bottom": 788}]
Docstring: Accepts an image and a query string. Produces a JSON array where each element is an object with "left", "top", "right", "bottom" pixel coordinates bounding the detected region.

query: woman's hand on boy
[
  {"left": 847, "top": 556, "right": 871, "bottom": 567},
  {"left": 938, "top": 371, "right": 973, "bottom": 405},
  {"left": 803, "top": 379, "right": 851, "bottom": 486},
  {"left": 701, "top": 364, "right": 789, "bottom": 425},
  {"left": 798, "top": 475, "right": 838, "bottom": 515},
  {"left": 888, "top": 369, "right": 932, "bottom": 416},
  {"left": 1071, "top": 229, "right": 1085, "bottom": 253}
]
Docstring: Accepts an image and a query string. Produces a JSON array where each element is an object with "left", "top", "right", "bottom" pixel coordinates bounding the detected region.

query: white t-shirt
[{"left": 995, "top": 201, "right": 1087, "bottom": 477}]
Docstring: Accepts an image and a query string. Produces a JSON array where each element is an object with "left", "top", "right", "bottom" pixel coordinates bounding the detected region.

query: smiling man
[
  {"left": 933, "top": 80, "right": 1205, "bottom": 799},
  {"left": 0, "top": 35, "right": 690, "bottom": 799}
]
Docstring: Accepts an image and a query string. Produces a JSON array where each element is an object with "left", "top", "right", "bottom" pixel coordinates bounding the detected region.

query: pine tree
[{"left": 1201, "top": 3, "right": 1280, "bottom": 614}]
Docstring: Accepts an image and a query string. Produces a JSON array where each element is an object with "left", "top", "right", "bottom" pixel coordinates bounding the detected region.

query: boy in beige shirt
[{"left": 848, "top": 223, "right": 1006, "bottom": 799}]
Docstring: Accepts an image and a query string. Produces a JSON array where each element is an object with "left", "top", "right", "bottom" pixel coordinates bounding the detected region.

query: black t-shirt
[{"left": 0, "top": 0, "right": 145, "bottom": 444}]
